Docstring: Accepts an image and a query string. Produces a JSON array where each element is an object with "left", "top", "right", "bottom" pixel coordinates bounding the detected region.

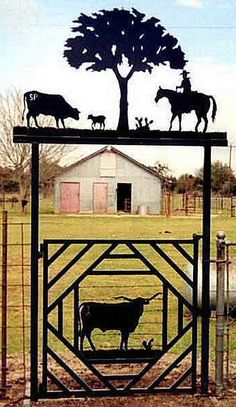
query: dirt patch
[
  {"left": 1, "top": 358, "right": 236, "bottom": 407},
  {"left": 3, "top": 390, "right": 236, "bottom": 407}
]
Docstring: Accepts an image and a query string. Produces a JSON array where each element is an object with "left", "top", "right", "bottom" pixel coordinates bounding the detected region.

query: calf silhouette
[{"left": 88, "top": 114, "right": 106, "bottom": 130}]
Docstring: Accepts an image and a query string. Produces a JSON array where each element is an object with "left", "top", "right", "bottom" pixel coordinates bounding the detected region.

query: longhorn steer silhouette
[{"left": 78, "top": 292, "right": 161, "bottom": 351}]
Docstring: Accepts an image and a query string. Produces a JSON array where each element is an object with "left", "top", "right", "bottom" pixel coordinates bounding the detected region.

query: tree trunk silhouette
[{"left": 117, "top": 77, "right": 129, "bottom": 132}]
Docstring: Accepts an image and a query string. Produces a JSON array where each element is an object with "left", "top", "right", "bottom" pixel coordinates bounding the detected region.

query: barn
[{"left": 54, "top": 146, "right": 162, "bottom": 214}]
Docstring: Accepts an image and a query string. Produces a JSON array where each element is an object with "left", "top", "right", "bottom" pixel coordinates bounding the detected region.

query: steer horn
[
  {"left": 114, "top": 292, "right": 162, "bottom": 302},
  {"left": 147, "top": 292, "right": 162, "bottom": 301},
  {"left": 114, "top": 295, "right": 133, "bottom": 301}
]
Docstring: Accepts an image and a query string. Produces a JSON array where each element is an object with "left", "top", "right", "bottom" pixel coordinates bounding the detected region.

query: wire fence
[
  {"left": 224, "top": 241, "right": 236, "bottom": 381},
  {"left": 162, "top": 193, "right": 236, "bottom": 217},
  {"left": 0, "top": 211, "right": 31, "bottom": 399}
]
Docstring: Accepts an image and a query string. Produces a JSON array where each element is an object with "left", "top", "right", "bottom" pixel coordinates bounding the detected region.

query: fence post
[
  {"left": 215, "top": 231, "right": 226, "bottom": 396},
  {"left": 230, "top": 195, "right": 235, "bottom": 217},
  {"left": 225, "top": 242, "right": 230, "bottom": 381},
  {"left": 1, "top": 210, "right": 8, "bottom": 397},
  {"left": 165, "top": 192, "right": 171, "bottom": 217},
  {"left": 185, "top": 193, "right": 188, "bottom": 216}
]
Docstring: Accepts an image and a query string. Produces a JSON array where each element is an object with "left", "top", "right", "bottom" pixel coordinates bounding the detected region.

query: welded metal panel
[{"left": 39, "top": 236, "right": 200, "bottom": 399}]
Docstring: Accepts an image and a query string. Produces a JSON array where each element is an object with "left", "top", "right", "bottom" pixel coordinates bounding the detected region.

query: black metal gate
[{"left": 39, "top": 235, "right": 200, "bottom": 398}]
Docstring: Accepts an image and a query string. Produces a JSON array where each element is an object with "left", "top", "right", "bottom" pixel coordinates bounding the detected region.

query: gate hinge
[{"left": 38, "top": 244, "right": 44, "bottom": 258}]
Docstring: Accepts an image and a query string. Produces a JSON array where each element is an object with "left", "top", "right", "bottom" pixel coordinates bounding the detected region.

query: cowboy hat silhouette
[{"left": 180, "top": 70, "right": 190, "bottom": 76}]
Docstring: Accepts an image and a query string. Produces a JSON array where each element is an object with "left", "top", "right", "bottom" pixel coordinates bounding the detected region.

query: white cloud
[{"left": 176, "top": 0, "right": 203, "bottom": 7}]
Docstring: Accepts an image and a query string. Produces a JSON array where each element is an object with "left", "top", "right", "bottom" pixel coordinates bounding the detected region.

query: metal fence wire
[
  {"left": 224, "top": 241, "right": 236, "bottom": 381},
  {"left": 0, "top": 210, "right": 31, "bottom": 399}
]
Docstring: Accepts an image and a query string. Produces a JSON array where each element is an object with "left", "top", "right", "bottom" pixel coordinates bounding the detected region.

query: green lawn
[{"left": 2, "top": 205, "right": 236, "bottom": 361}]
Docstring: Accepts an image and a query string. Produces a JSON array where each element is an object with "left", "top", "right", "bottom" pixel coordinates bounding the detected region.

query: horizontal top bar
[
  {"left": 42, "top": 238, "right": 197, "bottom": 244},
  {"left": 13, "top": 127, "right": 228, "bottom": 147}
]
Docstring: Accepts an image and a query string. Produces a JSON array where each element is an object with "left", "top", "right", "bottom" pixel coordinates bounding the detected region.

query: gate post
[
  {"left": 215, "top": 231, "right": 226, "bottom": 395},
  {"left": 1, "top": 210, "right": 8, "bottom": 397},
  {"left": 31, "top": 143, "right": 39, "bottom": 400},
  {"left": 201, "top": 144, "right": 211, "bottom": 394}
]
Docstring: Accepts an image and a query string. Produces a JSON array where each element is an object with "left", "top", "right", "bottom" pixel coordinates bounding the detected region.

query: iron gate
[{"left": 37, "top": 235, "right": 200, "bottom": 398}]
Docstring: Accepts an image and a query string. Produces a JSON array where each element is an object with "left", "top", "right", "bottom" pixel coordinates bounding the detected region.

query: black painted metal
[
  {"left": 192, "top": 234, "right": 199, "bottom": 392},
  {"left": 22, "top": 91, "right": 80, "bottom": 129},
  {"left": 31, "top": 143, "right": 40, "bottom": 401},
  {"left": 201, "top": 145, "right": 212, "bottom": 394},
  {"left": 13, "top": 127, "right": 227, "bottom": 147},
  {"left": 39, "top": 237, "right": 200, "bottom": 398},
  {"left": 154, "top": 88, "right": 217, "bottom": 133}
]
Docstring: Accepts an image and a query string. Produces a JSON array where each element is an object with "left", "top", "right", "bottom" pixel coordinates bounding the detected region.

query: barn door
[
  {"left": 60, "top": 182, "right": 80, "bottom": 212},
  {"left": 117, "top": 183, "right": 132, "bottom": 212},
  {"left": 93, "top": 182, "right": 108, "bottom": 213}
]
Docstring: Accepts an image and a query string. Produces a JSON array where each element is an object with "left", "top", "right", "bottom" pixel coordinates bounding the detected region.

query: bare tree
[{"left": 0, "top": 89, "right": 71, "bottom": 198}]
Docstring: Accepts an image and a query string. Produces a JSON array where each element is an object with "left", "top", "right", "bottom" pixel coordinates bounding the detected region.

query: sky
[{"left": 0, "top": 0, "right": 236, "bottom": 176}]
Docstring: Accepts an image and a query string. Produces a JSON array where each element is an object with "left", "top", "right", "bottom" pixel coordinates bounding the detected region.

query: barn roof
[{"left": 64, "top": 145, "right": 161, "bottom": 179}]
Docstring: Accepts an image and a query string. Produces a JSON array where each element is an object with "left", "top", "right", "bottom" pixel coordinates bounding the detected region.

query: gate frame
[
  {"left": 41, "top": 236, "right": 200, "bottom": 397},
  {"left": 13, "top": 128, "right": 228, "bottom": 400}
]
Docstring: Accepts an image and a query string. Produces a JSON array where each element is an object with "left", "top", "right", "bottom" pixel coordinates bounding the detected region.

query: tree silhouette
[{"left": 64, "top": 8, "right": 186, "bottom": 131}]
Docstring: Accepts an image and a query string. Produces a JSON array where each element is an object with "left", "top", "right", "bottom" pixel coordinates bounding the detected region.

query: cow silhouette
[{"left": 22, "top": 91, "right": 80, "bottom": 128}]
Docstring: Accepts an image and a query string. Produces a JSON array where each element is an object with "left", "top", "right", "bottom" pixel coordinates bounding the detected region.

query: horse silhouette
[{"left": 154, "top": 87, "right": 217, "bottom": 132}]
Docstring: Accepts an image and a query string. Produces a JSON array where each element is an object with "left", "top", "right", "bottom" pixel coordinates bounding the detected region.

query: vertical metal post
[
  {"left": 21, "top": 223, "right": 26, "bottom": 385},
  {"left": 192, "top": 234, "right": 200, "bottom": 392},
  {"left": 225, "top": 242, "right": 230, "bottom": 380},
  {"left": 31, "top": 143, "right": 39, "bottom": 400},
  {"left": 1, "top": 210, "right": 8, "bottom": 397},
  {"left": 42, "top": 243, "right": 48, "bottom": 394},
  {"left": 201, "top": 144, "right": 211, "bottom": 394},
  {"left": 215, "top": 231, "right": 226, "bottom": 395}
]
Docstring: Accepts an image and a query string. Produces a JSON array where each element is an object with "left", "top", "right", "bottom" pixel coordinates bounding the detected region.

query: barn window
[{"left": 100, "top": 152, "right": 116, "bottom": 177}]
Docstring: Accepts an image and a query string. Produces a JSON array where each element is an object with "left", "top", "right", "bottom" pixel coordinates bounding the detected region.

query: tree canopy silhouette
[{"left": 64, "top": 8, "right": 186, "bottom": 131}]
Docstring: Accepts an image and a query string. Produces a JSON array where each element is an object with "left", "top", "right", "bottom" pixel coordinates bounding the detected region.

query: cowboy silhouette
[{"left": 176, "top": 70, "right": 191, "bottom": 94}]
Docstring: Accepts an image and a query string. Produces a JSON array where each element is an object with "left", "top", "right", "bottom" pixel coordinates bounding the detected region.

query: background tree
[
  {"left": 0, "top": 89, "right": 71, "bottom": 198},
  {"left": 150, "top": 161, "right": 176, "bottom": 191},
  {"left": 0, "top": 166, "right": 18, "bottom": 193},
  {"left": 175, "top": 173, "right": 199, "bottom": 194},
  {"left": 40, "top": 157, "right": 64, "bottom": 197},
  {"left": 64, "top": 8, "right": 186, "bottom": 131},
  {"left": 197, "top": 161, "right": 236, "bottom": 195}
]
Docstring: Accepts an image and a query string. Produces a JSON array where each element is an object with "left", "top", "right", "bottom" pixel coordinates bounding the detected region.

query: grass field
[{"left": 1, "top": 200, "right": 236, "bottom": 363}]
